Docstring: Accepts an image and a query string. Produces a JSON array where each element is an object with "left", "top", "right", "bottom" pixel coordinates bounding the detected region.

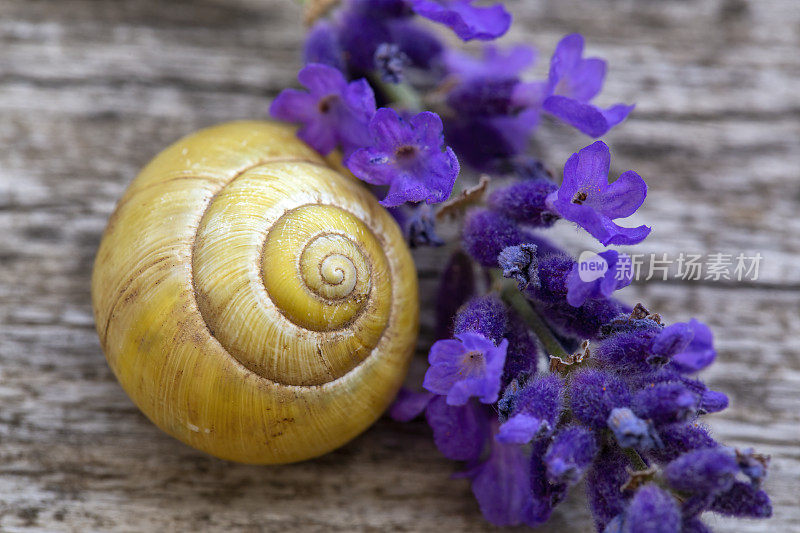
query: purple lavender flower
[
  {"left": 445, "top": 44, "right": 536, "bottom": 81},
  {"left": 410, "top": 0, "right": 511, "bottom": 41},
  {"left": 544, "top": 425, "right": 598, "bottom": 485},
  {"left": 269, "top": 63, "right": 376, "bottom": 155},
  {"left": 622, "top": 484, "right": 681, "bottom": 533},
  {"left": 346, "top": 108, "right": 459, "bottom": 207},
  {"left": 566, "top": 250, "right": 632, "bottom": 307},
  {"left": 546, "top": 141, "right": 651, "bottom": 246},
  {"left": 423, "top": 331, "right": 508, "bottom": 405},
  {"left": 663, "top": 448, "right": 738, "bottom": 495},
  {"left": 542, "top": 34, "right": 635, "bottom": 137}
]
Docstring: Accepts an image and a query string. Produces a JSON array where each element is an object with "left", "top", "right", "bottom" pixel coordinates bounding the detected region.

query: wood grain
[{"left": 1, "top": 0, "right": 798, "bottom": 531}]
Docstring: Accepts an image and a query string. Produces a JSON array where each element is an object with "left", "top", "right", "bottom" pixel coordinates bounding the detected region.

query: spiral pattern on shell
[{"left": 92, "top": 121, "right": 419, "bottom": 464}]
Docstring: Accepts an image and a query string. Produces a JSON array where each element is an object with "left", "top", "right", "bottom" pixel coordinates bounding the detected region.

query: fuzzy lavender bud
[
  {"left": 570, "top": 369, "right": 631, "bottom": 430},
  {"left": 488, "top": 179, "right": 559, "bottom": 227},
  {"left": 544, "top": 425, "right": 597, "bottom": 485},
  {"left": 663, "top": 448, "right": 738, "bottom": 495}
]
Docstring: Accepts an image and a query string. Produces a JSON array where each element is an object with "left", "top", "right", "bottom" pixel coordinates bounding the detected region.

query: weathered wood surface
[{"left": 1, "top": 0, "right": 798, "bottom": 531}]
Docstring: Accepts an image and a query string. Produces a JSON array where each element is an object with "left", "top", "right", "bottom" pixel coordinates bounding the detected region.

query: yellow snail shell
[{"left": 91, "top": 121, "right": 419, "bottom": 464}]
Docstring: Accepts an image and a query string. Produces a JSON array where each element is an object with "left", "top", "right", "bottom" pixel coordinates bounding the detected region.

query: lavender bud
[
  {"left": 498, "top": 244, "right": 539, "bottom": 290},
  {"left": 570, "top": 369, "right": 631, "bottom": 430},
  {"left": 663, "top": 448, "right": 738, "bottom": 495},
  {"left": 607, "top": 407, "right": 661, "bottom": 451}
]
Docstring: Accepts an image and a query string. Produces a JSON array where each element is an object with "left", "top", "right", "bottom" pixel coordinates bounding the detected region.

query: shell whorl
[{"left": 91, "top": 121, "right": 419, "bottom": 464}]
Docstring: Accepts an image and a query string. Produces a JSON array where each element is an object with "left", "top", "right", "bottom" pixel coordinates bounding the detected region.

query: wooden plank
[{"left": 1, "top": 0, "right": 798, "bottom": 530}]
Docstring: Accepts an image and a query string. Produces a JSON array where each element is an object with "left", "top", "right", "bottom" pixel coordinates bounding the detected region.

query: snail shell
[{"left": 92, "top": 121, "right": 419, "bottom": 464}]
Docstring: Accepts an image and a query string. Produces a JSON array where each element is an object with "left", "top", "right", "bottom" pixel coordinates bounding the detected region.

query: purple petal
[
  {"left": 671, "top": 319, "right": 716, "bottom": 373},
  {"left": 344, "top": 148, "right": 395, "bottom": 186},
  {"left": 423, "top": 364, "right": 460, "bottom": 397},
  {"left": 573, "top": 140, "right": 611, "bottom": 193},
  {"left": 425, "top": 396, "right": 489, "bottom": 461},
  {"left": 601, "top": 103, "right": 635, "bottom": 129},
  {"left": 297, "top": 63, "right": 347, "bottom": 95},
  {"left": 370, "top": 107, "right": 412, "bottom": 148},
  {"left": 269, "top": 89, "right": 318, "bottom": 123},
  {"left": 548, "top": 33, "right": 584, "bottom": 86},
  {"left": 559, "top": 57, "right": 606, "bottom": 102},
  {"left": 544, "top": 425, "right": 597, "bottom": 485},
  {"left": 410, "top": 111, "right": 445, "bottom": 147},
  {"left": 598, "top": 217, "right": 651, "bottom": 246},
  {"left": 543, "top": 95, "right": 614, "bottom": 137},
  {"left": 297, "top": 116, "right": 338, "bottom": 155},
  {"left": 343, "top": 78, "right": 377, "bottom": 123},
  {"left": 418, "top": 148, "right": 459, "bottom": 203},
  {"left": 456, "top": 330, "right": 494, "bottom": 351},
  {"left": 428, "top": 338, "right": 467, "bottom": 364},
  {"left": 412, "top": 0, "right": 511, "bottom": 41},
  {"left": 336, "top": 9, "right": 392, "bottom": 72},
  {"left": 389, "top": 388, "right": 434, "bottom": 422},
  {"left": 469, "top": 435, "right": 535, "bottom": 526},
  {"left": 601, "top": 170, "right": 647, "bottom": 219},
  {"left": 380, "top": 175, "right": 425, "bottom": 207}
]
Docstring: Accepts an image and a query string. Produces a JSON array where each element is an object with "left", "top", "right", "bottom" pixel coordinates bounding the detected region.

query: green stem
[
  {"left": 499, "top": 282, "right": 570, "bottom": 359},
  {"left": 622, "top": 447, "right": 649, "bottom": 471},
  {"left": 368, "top": 74, "right": 423, "bottom": 112}
]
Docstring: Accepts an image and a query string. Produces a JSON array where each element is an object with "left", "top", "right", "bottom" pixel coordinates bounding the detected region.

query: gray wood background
[{"left": 1, "top": 0, "right": 798, "bottom": 531}]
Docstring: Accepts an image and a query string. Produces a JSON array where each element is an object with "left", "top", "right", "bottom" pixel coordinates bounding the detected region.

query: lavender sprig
[{"left": 274, "top": 1, "right": 773, "bottom": 530}]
